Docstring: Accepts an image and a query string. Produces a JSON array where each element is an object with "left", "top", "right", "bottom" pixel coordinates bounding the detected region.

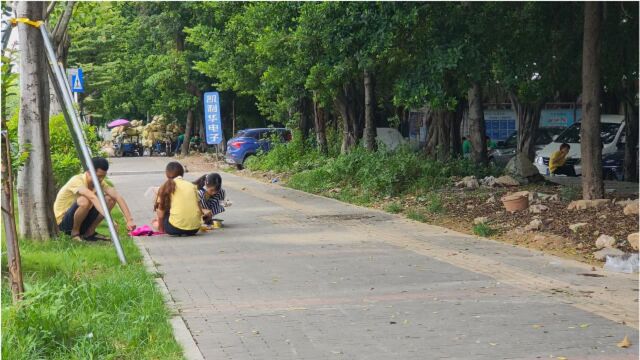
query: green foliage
[
  {"left": 384, "top": 201, "right": 403, "bottom": 214},
  {"left": 8, "top": 114, "right": 104, "bottom": 189},
  {"left": 473, "top": 223, "right": 496, "bottom": 237},
  {"left": 284, "top": 144, "right": 495, "bottom": 202},
  {"left": 426, "top": 194, "right": 444, "bottom": 214},
  {"left": 560, "top": 186, "right": 581, "bottom": 202},
  {"left": 245, "top": 130, "right": 328, "bottom": 173},
  {"left": 406, "top": 209, "right": 427, "bottom": 223},
  {"left": 50, "top": 115, "right": 104, "bottom": 189},
  {"left": 1, "top": 211, "right": 182, "bottom": 359}
]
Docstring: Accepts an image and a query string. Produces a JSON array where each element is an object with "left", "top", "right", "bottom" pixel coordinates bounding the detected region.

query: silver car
[{"left": 489, "top": 127, "right": 565, "bottom": 167}]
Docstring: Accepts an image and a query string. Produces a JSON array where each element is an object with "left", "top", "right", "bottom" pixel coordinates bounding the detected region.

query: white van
[{"left": 534, "top": 114, "right": 625, "bottom": 176}]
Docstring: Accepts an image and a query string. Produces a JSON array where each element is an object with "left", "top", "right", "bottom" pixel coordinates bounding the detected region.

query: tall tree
[
  {"left": 492, "top": 3, "right": 582, "bottom": 161},
  {"left": 581, "top": 2, "right": 604, "bottom": 199},
  {"left": 16, "top": 1, "right": 58, "bottom": 239},
  {"left": 601, "top": 2, "right": 639, "bottom": 182}
]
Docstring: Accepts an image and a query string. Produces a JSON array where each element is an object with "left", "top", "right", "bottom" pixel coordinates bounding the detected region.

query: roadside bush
[
  {"left": 473, "top": 223, "right": 496, "bottom": 237},
  {"left": 245, "top": 130, "right": 327, "bottom": 173},
  {"left": 8, "top": 113, "right": 104, "bottom": 189}
]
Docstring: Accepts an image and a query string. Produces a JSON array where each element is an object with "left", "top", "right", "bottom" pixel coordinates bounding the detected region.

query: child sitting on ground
[
  {"left": 154, "top": 162, "right": 202, "bottom": 236},
  {"left": 193, "top": 173, "right": 229, "bottom": 224}
]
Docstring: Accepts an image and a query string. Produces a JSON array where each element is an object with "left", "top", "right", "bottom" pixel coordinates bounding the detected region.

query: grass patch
[
  {"left": 560, "top": 186, "right": 581, "bottom": 201},
  {"left": 406, "top": 209, "right": 428, "bottom": 222},
  {"left": 1, "top": 210, "right": 182, "bottom": 360},
  {"left": 426, "top": 194, "right": 444, "bottom": 214},
  {"left": 384, "top": 202, "right": 403, "bottom": 214},
  {"left": 472, "top": 223, "right": 496, "bottom": 237}
]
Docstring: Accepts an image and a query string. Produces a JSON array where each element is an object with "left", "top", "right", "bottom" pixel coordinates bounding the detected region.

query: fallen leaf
[
  {"left": 489, "top": 342, "right": 497, "bottom": 346},
  {"left": 532, "top": 324, "right": 543, "bottom": 329},
  {"left": 617, "top": 335, "right": 631, "bottom": 348},
  {"left": 579, "top": 323, "right": 590, "bottom": 328},
  {"left": 556, "top": 357, "right": 568, "bottom": 360}
]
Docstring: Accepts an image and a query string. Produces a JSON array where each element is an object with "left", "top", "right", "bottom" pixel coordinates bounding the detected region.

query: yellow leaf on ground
[
  {"left": 579, "top": 323, "right": 590, "bottom": 328},
  {"left": 556, "top": 357, "right": 568, "bottom": 360},
  {"left": 617, "top": 335, "right": 631, "bottom": 348}
]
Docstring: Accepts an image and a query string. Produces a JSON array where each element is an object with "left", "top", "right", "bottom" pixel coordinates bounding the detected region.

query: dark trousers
[
  {"left": 163, "top": 215, "right": 199, "bottom": 236},
  {"left": 552, "top": 164, "right": 577, "bottom": 177},
  {"left": 59, "top": 201, "right": 100, "bottom": 235}
]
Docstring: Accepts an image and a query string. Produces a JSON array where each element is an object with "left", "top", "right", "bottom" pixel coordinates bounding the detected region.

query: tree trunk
[
  {"left": 363, "top": 70, "right": 377, "bottom": 151},
  {"left": 581, "top": 2, "right": 604, "bottom": 199},
  {"left": 313, "top": 99, "right": 328, "bottom": 155},
  {"left": 451, "top": 100, "right": 465, "bottom": 157},
  {"left": 335, "top": 84, "right": 357, "bottom": 154},
  {"left": 298, "top": 97, "right": 313, "bottom": 139},
  {"left": 198, "top": 110, "right": 208, "bottom": 153},
  {"left": 2, "top": 132, "right": 24, "bottom": 301},
  {"left": 468, "top": 82, "right": 488, "bottom": 165},
  {"left": 17, "top": 1, "right": 58, "bottom": 240},
  {"left": 622, "top": 100, "right": 638, "bottom": 182},
  {"left": 181, "top": 109, "right": 193, "bottom": 156},
  {"left": 2, "top": 48, "right": 24, "bottom": 301},
  {"left": 232, "top": 97, "right": 236, "bottom": 135},
  {"left": 424, "top": 109, "right": 453, "bottom": 161},
  {"left": 509, "top": 92, "right": 542, "bottom": 161}
]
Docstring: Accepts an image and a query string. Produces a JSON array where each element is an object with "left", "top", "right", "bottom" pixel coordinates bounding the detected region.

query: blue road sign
[
  {"left": 71, "top": 68, "right": 84, "bottom": 93},
  {"left": 204, "top": 91, "right": 223, "bottom": 145}
]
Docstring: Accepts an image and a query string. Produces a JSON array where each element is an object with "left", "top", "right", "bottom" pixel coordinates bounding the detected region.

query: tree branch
[
  {"left": 44, "top": 1, "right": 56, "bottom": 22},
  {"left": 52, "top": 1, "right": 74, "bottom": 46}
]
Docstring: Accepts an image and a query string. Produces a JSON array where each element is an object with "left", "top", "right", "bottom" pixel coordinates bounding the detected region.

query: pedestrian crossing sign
[{"left": 71, "top": 68, "right": 84, "bottom": 93}]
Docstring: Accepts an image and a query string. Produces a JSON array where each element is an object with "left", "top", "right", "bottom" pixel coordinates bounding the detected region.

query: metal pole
[{"left": 40, "top": 24, "right": 126, "bottom": 264}]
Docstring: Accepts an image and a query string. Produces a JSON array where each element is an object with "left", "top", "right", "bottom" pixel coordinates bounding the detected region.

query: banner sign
[
  {"left": 204, "top": 91, "right": 223, "bottom": 145},
  {"left": 484, "top": 109, "right": 516, "bottom": 140},
  {"left": 540, "top": 109, "right": 575, "bottom": 128}
]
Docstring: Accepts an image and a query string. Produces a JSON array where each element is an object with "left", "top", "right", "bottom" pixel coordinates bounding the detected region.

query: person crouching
[
  {"left": 193, "top": 173, "right": 227, "bottom": 224},
  {"left": 154, "top": 162, "right": 202, "bottom": 236}
]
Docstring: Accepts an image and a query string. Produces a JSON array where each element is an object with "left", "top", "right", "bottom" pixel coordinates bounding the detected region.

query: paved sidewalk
[{"left": 109, "top": 157, "right": 638, "bottom": 360}]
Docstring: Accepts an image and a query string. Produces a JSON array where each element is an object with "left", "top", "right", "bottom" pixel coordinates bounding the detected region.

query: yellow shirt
[
  {"left": 168, "top": 177, "right": 202, "bottom": 231},
  {"left": 53, "top": 174, "right": 111, "bottom": 224},
  {"left": 548, "top": 150, "right": 567, "bottom": 173}
]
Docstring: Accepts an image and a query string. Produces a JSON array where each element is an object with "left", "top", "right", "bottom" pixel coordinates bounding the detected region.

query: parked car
[
  {"left": 225, "top": 128, "right": 291, "bottom": 169},
  {"left": 602, "top": 150, "right": 625, "bottom": 181},
  {"left": 534, "top": 115, "right": 625, "bottom": 176},
  {"left": 488, "top": 127, "right": 564, "bottom": 167}
]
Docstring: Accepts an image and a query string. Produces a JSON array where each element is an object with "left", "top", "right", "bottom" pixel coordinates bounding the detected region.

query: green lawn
[{"left": 1, "top": 210, "right": 183, "bottom": 360}]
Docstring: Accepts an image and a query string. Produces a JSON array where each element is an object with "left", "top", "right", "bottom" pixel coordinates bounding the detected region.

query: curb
[{"left": 134, "top": 237, "right": 205, "bottom": 360}]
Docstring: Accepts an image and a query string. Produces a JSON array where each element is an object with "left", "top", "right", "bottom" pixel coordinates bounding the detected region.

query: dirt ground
[{"left": 179, "top": 154, "right": 639, "bottom": 265}]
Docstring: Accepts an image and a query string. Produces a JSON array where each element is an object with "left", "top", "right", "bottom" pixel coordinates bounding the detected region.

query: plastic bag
[{"left": 604, "top": 253, "right": 639, "bottom": 273}]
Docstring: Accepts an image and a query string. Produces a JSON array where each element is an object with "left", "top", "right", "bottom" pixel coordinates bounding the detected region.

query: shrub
[
  {"left": 384, "top": 202, "right": 403, "bottom": 214},
  {"left": 406, "top": 209, "right": 427, "bottom": 222},
  {"left": 8, "top": 113, "right": 104, "bottom": 189},
  {"left": 426, "top": 194, "right": 444, "bottom": 214},
  {"left": 560, "top": 186, "right": 581, "bottom": 201},
  {"left": 473, "top": 223, "right": 496, "bottom": 237}
]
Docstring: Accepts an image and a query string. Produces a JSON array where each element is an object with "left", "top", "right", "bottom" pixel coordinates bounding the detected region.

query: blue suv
[{"left": 225, "top": 128, "right": 291, "bottom": 169}]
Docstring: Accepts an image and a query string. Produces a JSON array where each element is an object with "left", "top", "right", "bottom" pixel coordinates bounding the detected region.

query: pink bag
[{"left": 129, "top": 225, "right": 165, "bottom": 236}]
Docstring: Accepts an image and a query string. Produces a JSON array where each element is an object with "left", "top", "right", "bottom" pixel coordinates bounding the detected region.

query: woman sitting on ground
[
  {"left": 193, "top": 173, "right": 227, "bottom": 224},
  {"left": 154, "top": 162, "right": 202, "bottom": 236}
]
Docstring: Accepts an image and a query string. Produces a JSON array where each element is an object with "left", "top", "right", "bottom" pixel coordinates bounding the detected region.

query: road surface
[{"left": 109, "top": 157, "right": 638, "bottom": 360}]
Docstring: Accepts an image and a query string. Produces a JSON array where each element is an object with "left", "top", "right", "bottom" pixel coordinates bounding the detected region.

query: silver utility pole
[{"left": 39, "top": 23, "right": 127, "bottom": 264}]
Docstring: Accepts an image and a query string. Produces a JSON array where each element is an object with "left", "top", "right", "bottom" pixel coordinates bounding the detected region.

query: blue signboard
[
  {"left": 204, "top": 91, "right": 223, "bottom": 145},
  {"left": 71, "top": 68, "right": 84, "bottom": 93}
]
